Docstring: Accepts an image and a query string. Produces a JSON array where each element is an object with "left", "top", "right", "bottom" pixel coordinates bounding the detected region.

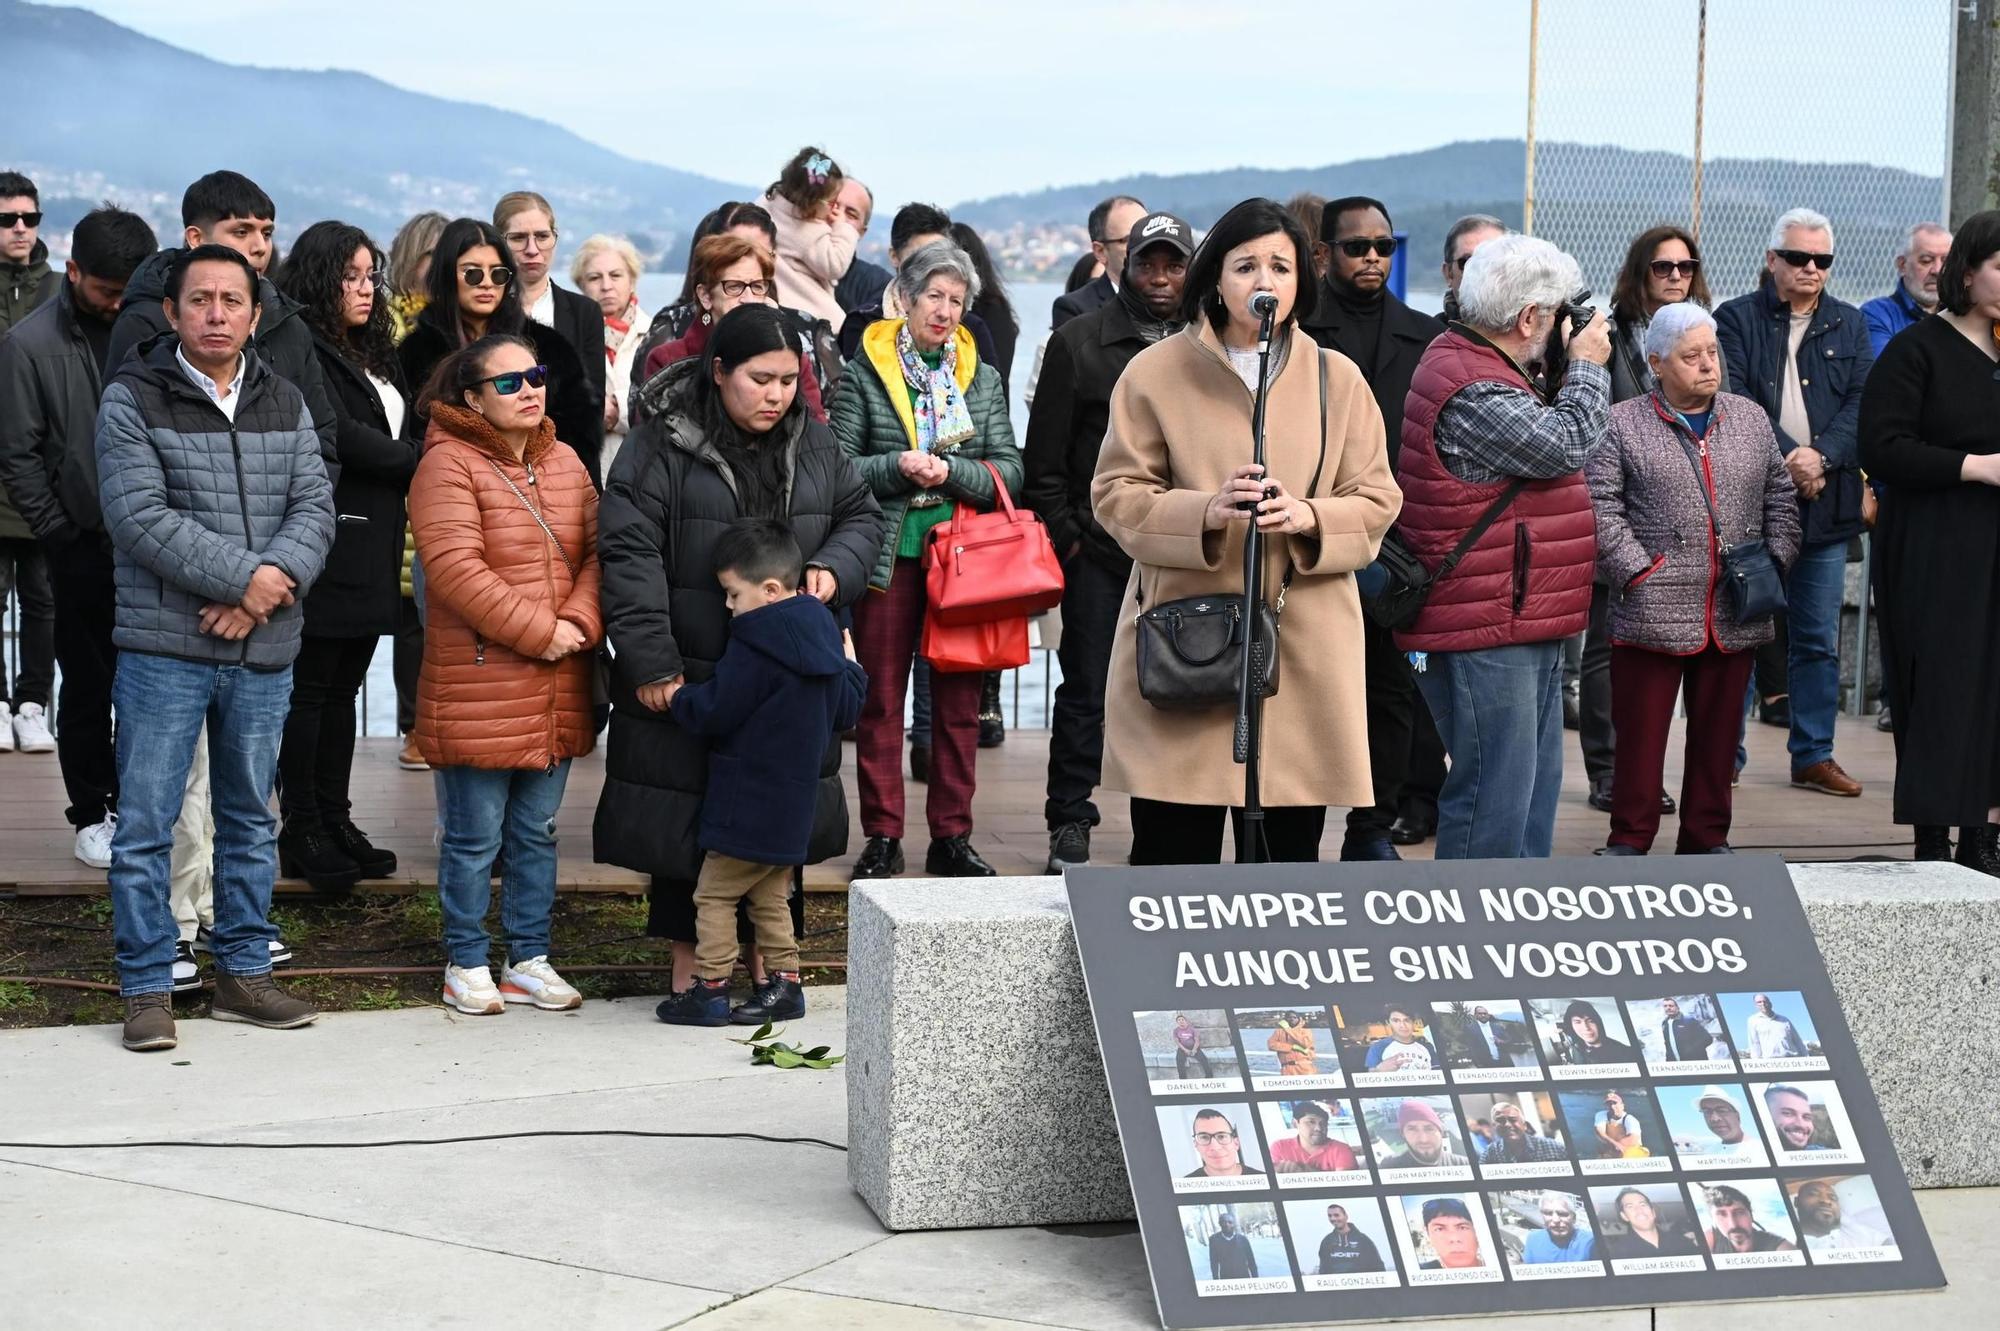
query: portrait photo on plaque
[
  {"left": 1158, "top": 1102, "right": 1268, "bottom": 1193},
  {"left": 1361, "top": 1094, "right": 1474, "bottom": 1182},
  {"left": 1179, "top": 1201, "right": 1296, "bottom": 1296},
  {"left": 1786, "top": 1175, "right": 1901, "bottom": 1263},
  {"left": 1338, "top": 999, "right": 1446, "bottom": 1087},
  {"left": 1658, "top": 1082, "right": 1771, "bottom": 1169},
  {"left": 1256, "top": 1098, "right": 1369, "bottom": 1185},
  {"left": 1459, "top": 1089, "right": 1574, "bottom": 1178},
  {"left": 1558, "top": 1087, "right": 1673, "bottom": 1174},
  {"left": 1719, "top": 990, "right": 1828, "bottom": 1072},
  {"left": 1696, "top": 1179, "right": 1805, "bottom": 1267},
  {"left": 1430, "top": 998, "right": 1541, "bottom": 1080},
  {"left": 1589, "top": 1183, "right": 1708, "bottom": 1273},
  {"left": 1752, "top": 1079, "right": 1863, "bottom": 1166},
  {"left": 1280, "top": 1196, "right": 1399, "bottom": 1290},
  {"left": 1529, "top": 996, "right": 1642, "bottom": 1078},
  {"left": 1489, "top": 1187, "right": 1605, "bottom": 1277},
  {"left": 1394, "top": 1193, "right": 1504, "bottom": 1285},
  {"left": 1628, "top": 992, "right": 1735, "bottom": 1073},
  {"left": 1234, "top": 1006, "right": 1343, "bottom": 1089},
  {"left": 1134, "top": 1010, "right": 1244, "bottom": 1094}
]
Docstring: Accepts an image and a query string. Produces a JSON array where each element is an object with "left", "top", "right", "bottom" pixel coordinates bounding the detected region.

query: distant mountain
[{"left": 8, "top": 0, "right": 750, "bottom": 265}]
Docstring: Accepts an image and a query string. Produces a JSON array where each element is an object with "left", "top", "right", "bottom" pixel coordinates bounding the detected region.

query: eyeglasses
[
  {"left": 461, "top": 265, "right": 514, "bottom": 289},
  {"left": 0, "top": 211, "right": 41, "bottom": 230},
  {"left": 477, "top": 365, "right": 549, "bottom": 395},
  {"left": 341, "top": 269, "right": 386, "bottom": 292},
  {"left": 1649, "top": 259, "right": 1701, "bottom": 279},
  {"left": 1191, "top": 1131, "right": 1237, "bottom": 1146},
  {"left": 1773, "top": 249, "right": 1834, "bottom": 271},
  {"left": 1335, "top": 237, "right": 1398, "bottom": 259},
  {"left": 1449, "top": 252, "right": 1476, "bottom": 272},
  {"left": 714, "top": 278, "right": 772, "bottom": 299},
  {"left": 505, "top": 229, "right": 557, "bottom": 252}
]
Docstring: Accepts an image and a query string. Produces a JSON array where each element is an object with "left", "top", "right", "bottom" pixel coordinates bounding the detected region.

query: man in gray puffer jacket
[{"left": 94, "top": 245, "right": 334, "bottom": 1053}]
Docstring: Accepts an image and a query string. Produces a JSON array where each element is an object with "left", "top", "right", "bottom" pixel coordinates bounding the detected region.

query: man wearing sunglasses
[
  {"left": 0, "top": 171, "right": 57, "bottom": 330},
  {"left": 1300, "top": 197, "right": 1444, "bottom": 862},
  {"left": 1714, "top": 208, "right": 1874, "bottom": 800}
]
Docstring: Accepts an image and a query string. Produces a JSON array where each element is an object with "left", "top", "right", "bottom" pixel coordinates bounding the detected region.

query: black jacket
[
  {"left": 398, "top": 318, "right": 605, "bottom": 490},
  {"left": 0, "top": 279, "right": 116, "bottom": 541},
  {"left": 835, "top": 257, "right": 893, "bottom": 316},
  {"left": 106, "top": 248, "right": 340, "bottom": 486},
  {"left": 305, "top": 335, "right": 419, "bottom": 638},
  {"left": 669, "top": 592, "right": 867, "bottom": 866},
  {"left": 544, "top": 281, "right": 608, "bottom": 413},
  {"left": 972, "top": 292, "right": 1021, "bottom": 402},
  {"left": 1051, "top": 273, "right": 1114, "bottom": 330},
  {"left": 1021, "top": 294, "right": 1157, "bottom": 573},
  {"left": 633, "top": 302, "right": 843, "bottom": 424},
  {"left": 593, "top": 358, "right": 882, "bottom": 882},
  {"left": 1298, "top": 282, "right": 1442, "bottom": 471}
]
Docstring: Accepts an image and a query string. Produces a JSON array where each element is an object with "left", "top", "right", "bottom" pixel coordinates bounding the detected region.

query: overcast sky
[{"left": 76, "top": 0, "right": 1954, "bottom": 212}]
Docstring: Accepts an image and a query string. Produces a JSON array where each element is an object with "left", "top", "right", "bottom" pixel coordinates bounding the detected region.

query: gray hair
[
  {"left": 1900, "top": 221, "right": 1950, "bottom": 256},
  {"left": 1443, "top": 213, "right": 1507, "bottom": 264},
  {"left": 1540, "top": 1191, "right": 1580, "bottom": 1216},
  {"left": 568, "top": 233, "right": 644, "bottom": 288},
  {"left": 894, "top": 239, "right": 981, "bottom": 307},
  {"left": 1768, "top": 208, "right": 1833, "bottom": 251},
  {"left": 1457, "top": 234, "right": 1582, "bottom": 333},
  {"left": 1642, "top": 301, "right": 1717, "bottom": 361}
]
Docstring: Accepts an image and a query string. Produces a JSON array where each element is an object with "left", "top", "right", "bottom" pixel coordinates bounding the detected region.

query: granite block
[{"left": 849, "top": 863, "right": 2000, "bottom": 1232}]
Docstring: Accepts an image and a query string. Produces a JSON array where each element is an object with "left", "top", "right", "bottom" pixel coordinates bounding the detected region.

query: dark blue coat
[
  {"left": 670, "top": 592, "right": 866, "bottom": 866},
  {"left": 1713, "top": 281, "right": 1873, "bottom": 547}
]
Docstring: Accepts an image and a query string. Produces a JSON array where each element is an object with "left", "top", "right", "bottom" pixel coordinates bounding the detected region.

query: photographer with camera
[{"left": 1392, "top": 234, "right": 1611, "bottom": 860}]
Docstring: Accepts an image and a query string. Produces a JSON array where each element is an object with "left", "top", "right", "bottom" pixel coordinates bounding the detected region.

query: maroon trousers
[
  {"left": 853, "top": 559, "right": 979, "bottom": 839},
  {"left": 1608, "top": 643, "right": 1756, "bottom": 853}
]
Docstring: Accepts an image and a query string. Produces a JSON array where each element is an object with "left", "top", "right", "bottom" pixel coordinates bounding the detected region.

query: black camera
[{"left": 1538, "top": 289, "right": 1595, "bottom": 392}]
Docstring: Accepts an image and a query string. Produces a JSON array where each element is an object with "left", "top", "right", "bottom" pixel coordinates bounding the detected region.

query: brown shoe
[
  {"left": 211, "top": 970, "right": 319, "bottom": 1029},
  {"left": 1791, "top": 759, "right": 1862, "bottom": 797},
  {"left": 122, "top": 993, "right": 177, "bottom": 1051},
  {"left": 398, "top": 734, "right": 430, "bottom": 771}
]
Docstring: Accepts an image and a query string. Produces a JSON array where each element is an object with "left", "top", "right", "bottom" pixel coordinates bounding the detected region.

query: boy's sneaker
[
  {"left": 656, "top": 978, "right": 731, "bottom": 1026},
  {"left": 1046, "top": 821, "right": 1091, "bottom": 875},
  {"left": 193, "top": 924, "right": 292, "bottom": 966},
  {"left": 730, "top": 973, "right": 805, "bottom": 1026},
  {"left": 210, "top": 971, "right": 318, "bottom": 1029},
  {"left": 171, "top": 940, "right": 202, "bottom": 994},
  {"left": 443, "top": 963, "right": 504, "bottom": 1015},
  {"left": 12, "top": 703, "right": 53, "bottom": 753},
  {"left": 122, "top": 994, "right": 177, "bottom": 1051},
  {"left": 74, "top": 813, "right": 116, "bottom": 869},
  {"left": 499, "top": 956, "right": 583, "bottom": 1010}
]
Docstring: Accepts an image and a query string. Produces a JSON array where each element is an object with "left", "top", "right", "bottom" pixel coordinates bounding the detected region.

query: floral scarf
[
  {"left": 602, "top": 296, "right": 639, "bottom": 365},
  {"left": 895, "top": 322, "right": 975, "bottom": 452}
]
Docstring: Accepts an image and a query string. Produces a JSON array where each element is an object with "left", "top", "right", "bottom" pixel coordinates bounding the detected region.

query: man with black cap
[
  {"left": 1299, "top": 198, "right": 1444, "bottom": 861},
  {"left": 1023, "top": 210, "right": 1192, "bottom": 874}
]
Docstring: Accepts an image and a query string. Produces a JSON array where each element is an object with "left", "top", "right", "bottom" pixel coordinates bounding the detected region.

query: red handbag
[
  {"left": 921, "top": 613, "right": 1030, "bottom": 673},
  {"left": 923, "top": 460, "right": 1065, "bottom": 627}
]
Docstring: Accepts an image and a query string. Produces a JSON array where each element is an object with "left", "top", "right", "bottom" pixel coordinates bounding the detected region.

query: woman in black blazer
[{"left": 274, "top": 221, "right": 423, "bottom": 893}]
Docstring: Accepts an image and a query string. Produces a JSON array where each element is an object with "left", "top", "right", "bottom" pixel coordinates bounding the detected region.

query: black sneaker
[
  {"left": 853, "top": 835, "right": 904, "bottom": 879},
  {"left": 278, "top": 826, "right": 363, "bottom": 897},
  {"left": 194, "top": 924, "right": 293, "bottom": 967},
  {"left": 1587, "top": 780, "right": 1615, "bottom": 813},
  {"left": 171, "top": 940, "right": 202, "bottom": 994},
  {"left": 1338, "top": 834, "right": 1401, "bottom": 862},
  {"left": 1046, "top": 821, "right": 1091, "bottom": 875},
  {"left": 927, "top": 834, "right": 997, "bottom": 877},
  {"left": 332, "top": 821, "right": 398, "bottom": 878},
  {"left": 731, "top": 974, "right": 806, "bottom": 1025},
  {"left": 978, "top": 672, "right": 1005, "bottom": 748},
  {"left": 1388, "top": 811, "right": 1435, "bottom": 846},
  {"left": 656, "top": 980, "right": 732, "bottom": 1026}
]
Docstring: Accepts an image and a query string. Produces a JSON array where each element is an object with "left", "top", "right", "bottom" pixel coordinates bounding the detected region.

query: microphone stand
[{"left": 1233, "top": 300, "right": 1277, "bottom": 864}]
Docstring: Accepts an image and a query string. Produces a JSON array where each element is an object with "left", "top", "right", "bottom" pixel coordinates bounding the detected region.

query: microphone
[{"left": 1248, "top": 291, "right": 1278, "bottom": 318}]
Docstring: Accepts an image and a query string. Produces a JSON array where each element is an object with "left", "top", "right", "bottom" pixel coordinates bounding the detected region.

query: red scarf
[{"left": 602, "top": 296, "right": 639, "bottom": 365}]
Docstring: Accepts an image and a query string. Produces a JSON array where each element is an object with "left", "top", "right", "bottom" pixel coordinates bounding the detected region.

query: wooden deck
[{"left": 0, "top": 714, "right": 1913, "bottom": 897}]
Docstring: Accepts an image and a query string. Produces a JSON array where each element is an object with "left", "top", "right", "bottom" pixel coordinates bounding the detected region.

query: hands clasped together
[{"left": 197, "top": 563, "right": 296, "bottom": 641}]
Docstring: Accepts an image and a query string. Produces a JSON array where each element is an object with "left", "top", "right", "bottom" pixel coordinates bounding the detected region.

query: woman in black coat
[
  {"left": 396, "top": 217, "right": 604, "bottom": 487},
  {"left": 1858, "top": 210, "right": 2000, "bottom": 874},
  {"left": 594, "top": 305, "right": 881, "bottom": 994},
  {"left": 273, "top": 221, "right": 422, "bottom": 892}
]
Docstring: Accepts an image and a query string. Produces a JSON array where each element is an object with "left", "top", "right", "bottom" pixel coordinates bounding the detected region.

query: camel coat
[{"left": 1091, "top": 323, "right": 1401, "bottom": 809}]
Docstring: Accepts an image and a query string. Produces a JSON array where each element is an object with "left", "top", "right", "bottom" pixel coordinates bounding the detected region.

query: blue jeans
[
  {"left": 1784, "top": 540, "right": 1846, "bottom": 770},
  {"left": 108, "top": 653, "right": 291, "bottom": 996},
  {"left": 910, "top": 659, "right": 932, "bottom": 749},
  {"left": 435, "top": 762, "right": 571, "bottom": 969},
  {"left": 1414, "top": 641, "right": 1566, "bottom": 860}
]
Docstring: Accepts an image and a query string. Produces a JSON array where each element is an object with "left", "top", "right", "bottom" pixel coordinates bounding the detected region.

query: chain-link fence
[{"left": 1528, "top": 0, "right": 1953, "bottom": 306}]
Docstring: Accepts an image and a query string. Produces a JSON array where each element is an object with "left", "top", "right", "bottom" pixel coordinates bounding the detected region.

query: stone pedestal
[{"left": 847, "top": 863, "right": 2000, "bottom": 1231}]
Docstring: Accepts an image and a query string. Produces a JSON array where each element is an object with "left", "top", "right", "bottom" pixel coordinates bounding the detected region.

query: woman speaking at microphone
[{"left": 1091, "top": 198, "right": 1401, "bottom": 866}]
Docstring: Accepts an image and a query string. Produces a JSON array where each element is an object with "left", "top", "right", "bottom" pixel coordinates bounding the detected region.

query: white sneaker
[
  {"left": 192, "top": 925, "right": 292, "bottom": 966},
  {"left": 13, "top": 702, "right": 54, "bottom": 753},
  {"left": 500, "top": 956, "right": 583, "bottom": 1010},
  {"left": 442, "top": 963, "right": 504, "bottom": 1015},
  {"left": 0, "top": 703, "right": 15, "bottom": 753},
  {"left": 171, "top": 940, "right": 202, "bottom": 993},
  {"left": 74, "top": 813, "right": 116, "bottom": 869}
]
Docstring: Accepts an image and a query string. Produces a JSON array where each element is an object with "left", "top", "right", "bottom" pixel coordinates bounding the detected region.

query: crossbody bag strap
[
  {"left": 1433, "top": 478, "right": 1528, "bottom": 583},
  {"left": 1669, "top": 431, "right": 1725, "bottom": 553},
  {"left": 486, "top": 457, "right": 577, "bottom": 577}
]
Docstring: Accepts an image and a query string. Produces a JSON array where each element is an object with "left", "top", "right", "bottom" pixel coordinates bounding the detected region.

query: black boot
[
  {"left": 927, "top": 834, "right": 997, "bottom": 877},
  {"left": 277, "top": 826, "right": 362, "bottom": 896},
  {"left": 1955, "top": 824, "right": 2000, "bottom": 877},
  {"left": 331, "top": 821, "right": 398, "bottom": 878},
  {"left": 978, "top": 672, "right": 1005, "bottom": 748},
  {"left": 1914, "top": 826, "right": 1954, "bottom": 862},
  {"left": 731, "top": 973, "right": 806, "bottom": 1025},
  {"left": 853, "top": 835, "right": 904, "bottom": 879}
]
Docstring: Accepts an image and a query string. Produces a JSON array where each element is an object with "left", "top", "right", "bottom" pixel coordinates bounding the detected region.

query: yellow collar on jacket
[{"left": 860, "top": 317, "right": 979, "bottom": 450}]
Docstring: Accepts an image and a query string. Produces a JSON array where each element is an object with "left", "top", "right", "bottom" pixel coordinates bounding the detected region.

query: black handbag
[
  {"left": 1672, "top": 434, "right": 1787, "bottom": 622},
  {"left": 1136, "top": 353, "right": 1327, "bottom": 711},
  {"left": 1364, "top": 481, "right": 1527, "bottom": 630}
]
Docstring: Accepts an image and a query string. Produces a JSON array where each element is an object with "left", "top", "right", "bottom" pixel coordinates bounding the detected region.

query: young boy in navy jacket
[{"left": 657, "top": 519, "right": 867, "bottom": 1027}]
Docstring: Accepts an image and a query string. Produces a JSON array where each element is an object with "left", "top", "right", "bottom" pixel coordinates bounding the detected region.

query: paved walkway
[{"left": 2, "top": 989, "right": 1984, "bottom": 1329}]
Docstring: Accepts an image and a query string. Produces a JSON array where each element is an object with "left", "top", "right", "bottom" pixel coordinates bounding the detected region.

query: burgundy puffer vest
[{"left": 1394, "top": 330, "right": 1595, "bottom": 652}]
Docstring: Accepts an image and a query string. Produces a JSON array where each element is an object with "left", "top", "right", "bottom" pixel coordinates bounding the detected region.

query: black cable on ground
[{"left": 0, "top": 1128, "right": 846, "bottom": 1152}]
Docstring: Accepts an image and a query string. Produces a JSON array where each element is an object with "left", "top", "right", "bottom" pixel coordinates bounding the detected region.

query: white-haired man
[
  {"left": 1714, "top": 208, "right": 1874, "bottom": 799},
  {"left": 1860, "top": 222, "right": 1951, "bottom": 357},
  {"left": 1394, "top": 234, "right": 1611, "bottom": 860}
]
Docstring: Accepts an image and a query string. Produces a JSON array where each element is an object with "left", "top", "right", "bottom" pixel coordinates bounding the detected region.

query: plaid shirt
[
  {"left": 1482, "top": 1132, "right": 1571, "bottom": 1164},
  {"left": 1434, "top": 358, "right": 1610, "bottom": 485}
]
